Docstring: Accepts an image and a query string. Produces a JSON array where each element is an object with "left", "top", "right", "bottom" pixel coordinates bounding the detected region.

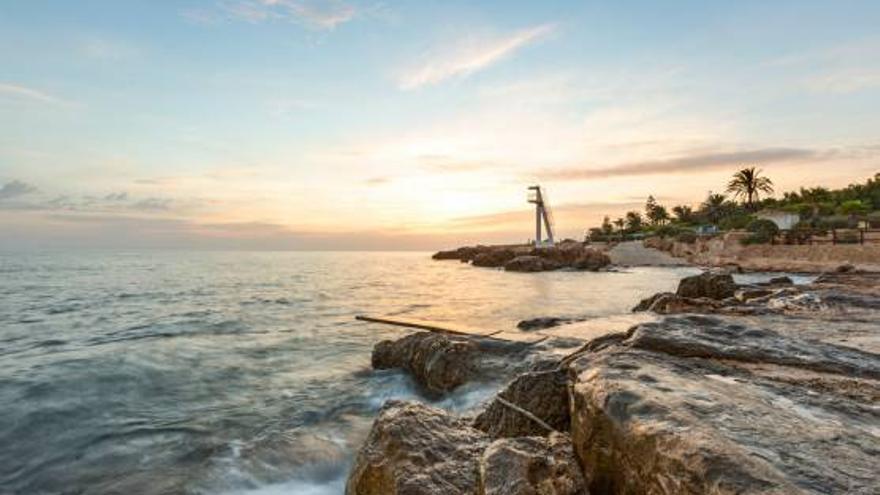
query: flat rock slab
[
  {"left": 627, "top": 315, "right": 880, "bottom": 380},
  {"left": 569, "top": 316, "right": 880, "bottom": 494}
]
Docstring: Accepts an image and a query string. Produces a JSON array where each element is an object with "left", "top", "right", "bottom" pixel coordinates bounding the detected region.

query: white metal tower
[{"left": 527, "top": 185, "right": 555, "bottom": 247}]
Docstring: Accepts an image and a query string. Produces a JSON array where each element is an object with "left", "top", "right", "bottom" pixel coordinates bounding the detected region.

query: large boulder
[
  {"left": 480, "top": 434, "right": 588, "bottom": 495},
  {"left": 568, "top": 316, "right": 880, "bottom": 494},
  {"left": 570, "top": 249, "right": 611, "bottom": 271},
  {"left": 372, "top": 332, "right": 478, "bottom": 394},
  {"left": 504, "top": 255, "right": 563, "bottom": 272},
  {"left": 346, "top": 401, "right": 488, "bottom": 495},
  {"left": 676, "top": 272, "right": 737, "bottom": 299},
  {"left": 473, "top": 369, "right": 570, "bottom": 437}
]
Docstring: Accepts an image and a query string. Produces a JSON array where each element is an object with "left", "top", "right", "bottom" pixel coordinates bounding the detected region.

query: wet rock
[
  {"left": 480, "top": 434, "right": 588, "bottom": 495},
  {"left": 765, "top": 292, "right": 827, "bottom": 312},
  {"left": 372, "top": 332, "right": 477, "bottom": 394},
  {"left": 569, "top": 315, "right": 880, "bottom": 494},
  {"left": 504, "top": 255, "right": 563, "bottom": 272},
  {"left": 473, "top": 249, "right": 518, "bottom": 268},
  {"left": 735, "top": 287, "right": 774, "bottom": 302},
  {"left": 768, "top": 276, "right": 794, "bottom": 285},
  {"left": 473, "top": 369, "right": 570, "bottom": 437},
  {"left": 632, "top": 292, "right": 672, "bottom": 312},
  {"left": 676, "top": 272, "right": 737, "bottom": 299},
  {"left": 835, "top": 263, "right": 856, "bottom": 273},
  {"left": 632, "top": 292, "right": 726, "bottom": 314},
  {"left": 346, "top": 400, "right": 487, "bottom": 495},
  {"left": 517, "top": 317, "right": 576, "bottom": 331}
]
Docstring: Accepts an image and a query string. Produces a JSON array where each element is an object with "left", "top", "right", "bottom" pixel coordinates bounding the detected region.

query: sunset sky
[{"left": 2, "top": 1, "right": 879, "bottom": 249}]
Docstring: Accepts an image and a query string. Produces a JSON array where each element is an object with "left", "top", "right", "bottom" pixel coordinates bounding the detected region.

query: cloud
[
  {"left": 398, "top": 23, "right": 557, "bottom": 90},
  {"left": 541, "top": 147, "right": 821, "bottom": 181},
  {"left": 0, "top": 180, "right": 38, "bottom": 200},
  {"left": 131, "top": 197, "right": 173, "bottom": 211},
  {"left": 192, "top": 0, "right": 357, "bottom": 29},
  {"left": 104, "top": 192, "right": 129, "bottom": 201},
  {"left": 0, "top": 83, "right": 65, "bottom": 105}
]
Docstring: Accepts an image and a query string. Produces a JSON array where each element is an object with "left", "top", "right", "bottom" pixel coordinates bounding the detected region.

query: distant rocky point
[{"left": 433, "top": 240, "right": 611, "bottom": 272}]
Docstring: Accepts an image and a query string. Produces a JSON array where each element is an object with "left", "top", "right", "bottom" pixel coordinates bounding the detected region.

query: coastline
[{"left": 346, "top": 251, "right": 880, "bottom": 494}]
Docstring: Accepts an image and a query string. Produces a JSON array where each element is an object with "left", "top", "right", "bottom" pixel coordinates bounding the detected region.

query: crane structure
[{"left": 527, "top": 185, "right": 555, "bottom": 248}]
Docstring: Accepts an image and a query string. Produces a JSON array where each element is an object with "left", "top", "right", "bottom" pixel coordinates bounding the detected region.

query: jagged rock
[
  {"left": 632, "top": 292, "right": 726, "bottom": 314},
  {"left": 676, "top": 272, "right": 737, "bottom": 299},
  {"left": 473, "top": 369, "right": 570, "bottom": 437},
  {"left": 735, "top": 287, "right": 774, "bottom": 302},
  {"left": 473, "top": 249, "right": 518, "bottom": 268},
  {"left": 480, "top": 434, "right": 588, "bottom": 495},
  {"left": 372, "top": 332, "right": 477, "bottom": 394},
  {"left": 346, "top": 401, "right": 488, "bottom": 495},
  {"left": 504, "top": 255, "right": 563, "bottom": 272},
  {"left": 517, "top": 317, "right": 575, "bottom": 331},
  {"left": 569, "top": 315, "right": 880, "bottom": 494},
  {"left": 766, "top": 292, "right": 827, "bottom": 312},
  {"left": 632, "top": 292, "right": 672, "bottom": 312}
]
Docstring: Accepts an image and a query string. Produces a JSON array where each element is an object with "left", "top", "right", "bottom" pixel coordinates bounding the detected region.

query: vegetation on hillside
[{"left": 588, "top": 170, "right": 880, "bottom": 244}]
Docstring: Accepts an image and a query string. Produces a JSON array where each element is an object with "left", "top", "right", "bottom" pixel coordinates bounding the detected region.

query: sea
[{"left": 0, "top": 250, "right": 708, "bottom": 494}]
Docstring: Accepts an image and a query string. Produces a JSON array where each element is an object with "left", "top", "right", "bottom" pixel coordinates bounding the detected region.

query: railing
[
  {"left": 809, "top": 228, "right": 880, "bottom": 245},
  {"left": 772, "top": 228, "right": 880, "bottom": 245}
]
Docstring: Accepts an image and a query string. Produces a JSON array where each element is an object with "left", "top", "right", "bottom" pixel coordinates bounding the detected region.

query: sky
[{"left": 1, "top": 0, "right": 879, "bottom": 250}]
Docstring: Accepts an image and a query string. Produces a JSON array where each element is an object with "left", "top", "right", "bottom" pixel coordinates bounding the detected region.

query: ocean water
[{"left": 0, "top": 251, "right": 700, "bottom": 494}]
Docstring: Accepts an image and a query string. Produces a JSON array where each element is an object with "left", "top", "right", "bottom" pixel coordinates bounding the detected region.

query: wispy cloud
[
  {"left": 0, "top": 180, "right": 38, "bottom": 200},
  {"left": 0, "top": 83, "right": 66, "bottom": 105},
  {"left": 188, "top": 0, "right": 357, "bottom": 29},
  {"left": 398, "top": 23, "right": 557, "bottom": 90},
  {"left": 541, "top": 147, "right": 820, "bottom": 181}
]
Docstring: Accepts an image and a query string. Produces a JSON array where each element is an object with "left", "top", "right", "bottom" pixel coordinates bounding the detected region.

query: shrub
[
  {"left": 654, "top": 224, "right": 683, "bottom": 238},
  {"left": 676, "top": 231, "right": 697, "bottom": 244},
  {"left": 742, "top": 219, "right": 779, "bottom": 245},
  {"left": 718, "top": 213, "right": 754, "bottom": 231},
  {"left": 784, "top": 222, "right": 816, "bottom": 245}
]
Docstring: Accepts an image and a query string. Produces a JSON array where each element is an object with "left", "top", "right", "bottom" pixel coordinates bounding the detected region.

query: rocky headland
[
  {"left": 347, "top": 270, "right": 880, "bottom": 494},
  {"left": 433, "top": 240, "right": 612, "bottom": 272}
]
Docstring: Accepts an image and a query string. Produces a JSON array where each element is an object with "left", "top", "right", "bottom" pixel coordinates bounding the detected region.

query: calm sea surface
[{"left": 0, "top": 251, "right": 702, "bottom": 494}]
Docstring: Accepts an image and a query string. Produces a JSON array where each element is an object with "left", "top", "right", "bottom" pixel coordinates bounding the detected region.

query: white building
[{"left": 756, "top": 209, "right": 800, "bottom": 230}]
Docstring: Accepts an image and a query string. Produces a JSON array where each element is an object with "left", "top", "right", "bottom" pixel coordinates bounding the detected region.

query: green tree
[
  {"left": 699, "top": 193, "right": 731, "bottom": 224},
  {"left": 601, "top": 216, "right": 614, "bottom": 236},
  {"left": 726, "top": 167, "right": 774, "bottom": 210},
  {"left": 798, "top": 187, "right": 831, "bottom": 219},
  {"left": 645, "top": 195, "right": 669, "bottom": 225},
  {"left": 838, "top": 200, "right": 869, "bottom": 218},
  {"left": 625, "top": 211, "right": 643, "bottom": 232},
  {"left": 671, "top": 205, "right": 694, "bottom": 223}
]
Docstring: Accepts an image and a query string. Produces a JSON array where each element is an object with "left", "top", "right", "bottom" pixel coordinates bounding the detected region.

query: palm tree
[
  {"left": 726, "top": 167, "right": 774, "bottom": 210},
  {"left": 672, "top": 205, "right": 694, "bottom": 223},
  {"left": 699, "top": 193, "right": 729, "bottom": 224},
  {"left": 613, "top": 217, "right": 625, "bottom": 240}
]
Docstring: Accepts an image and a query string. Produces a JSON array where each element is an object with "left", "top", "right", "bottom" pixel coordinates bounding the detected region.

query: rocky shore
[
  {"left": 347, "top": 270, "right": 880, "bottom": 494},
  {"left": 432, "top": 240, "right": 612, "bottom": 272}
]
